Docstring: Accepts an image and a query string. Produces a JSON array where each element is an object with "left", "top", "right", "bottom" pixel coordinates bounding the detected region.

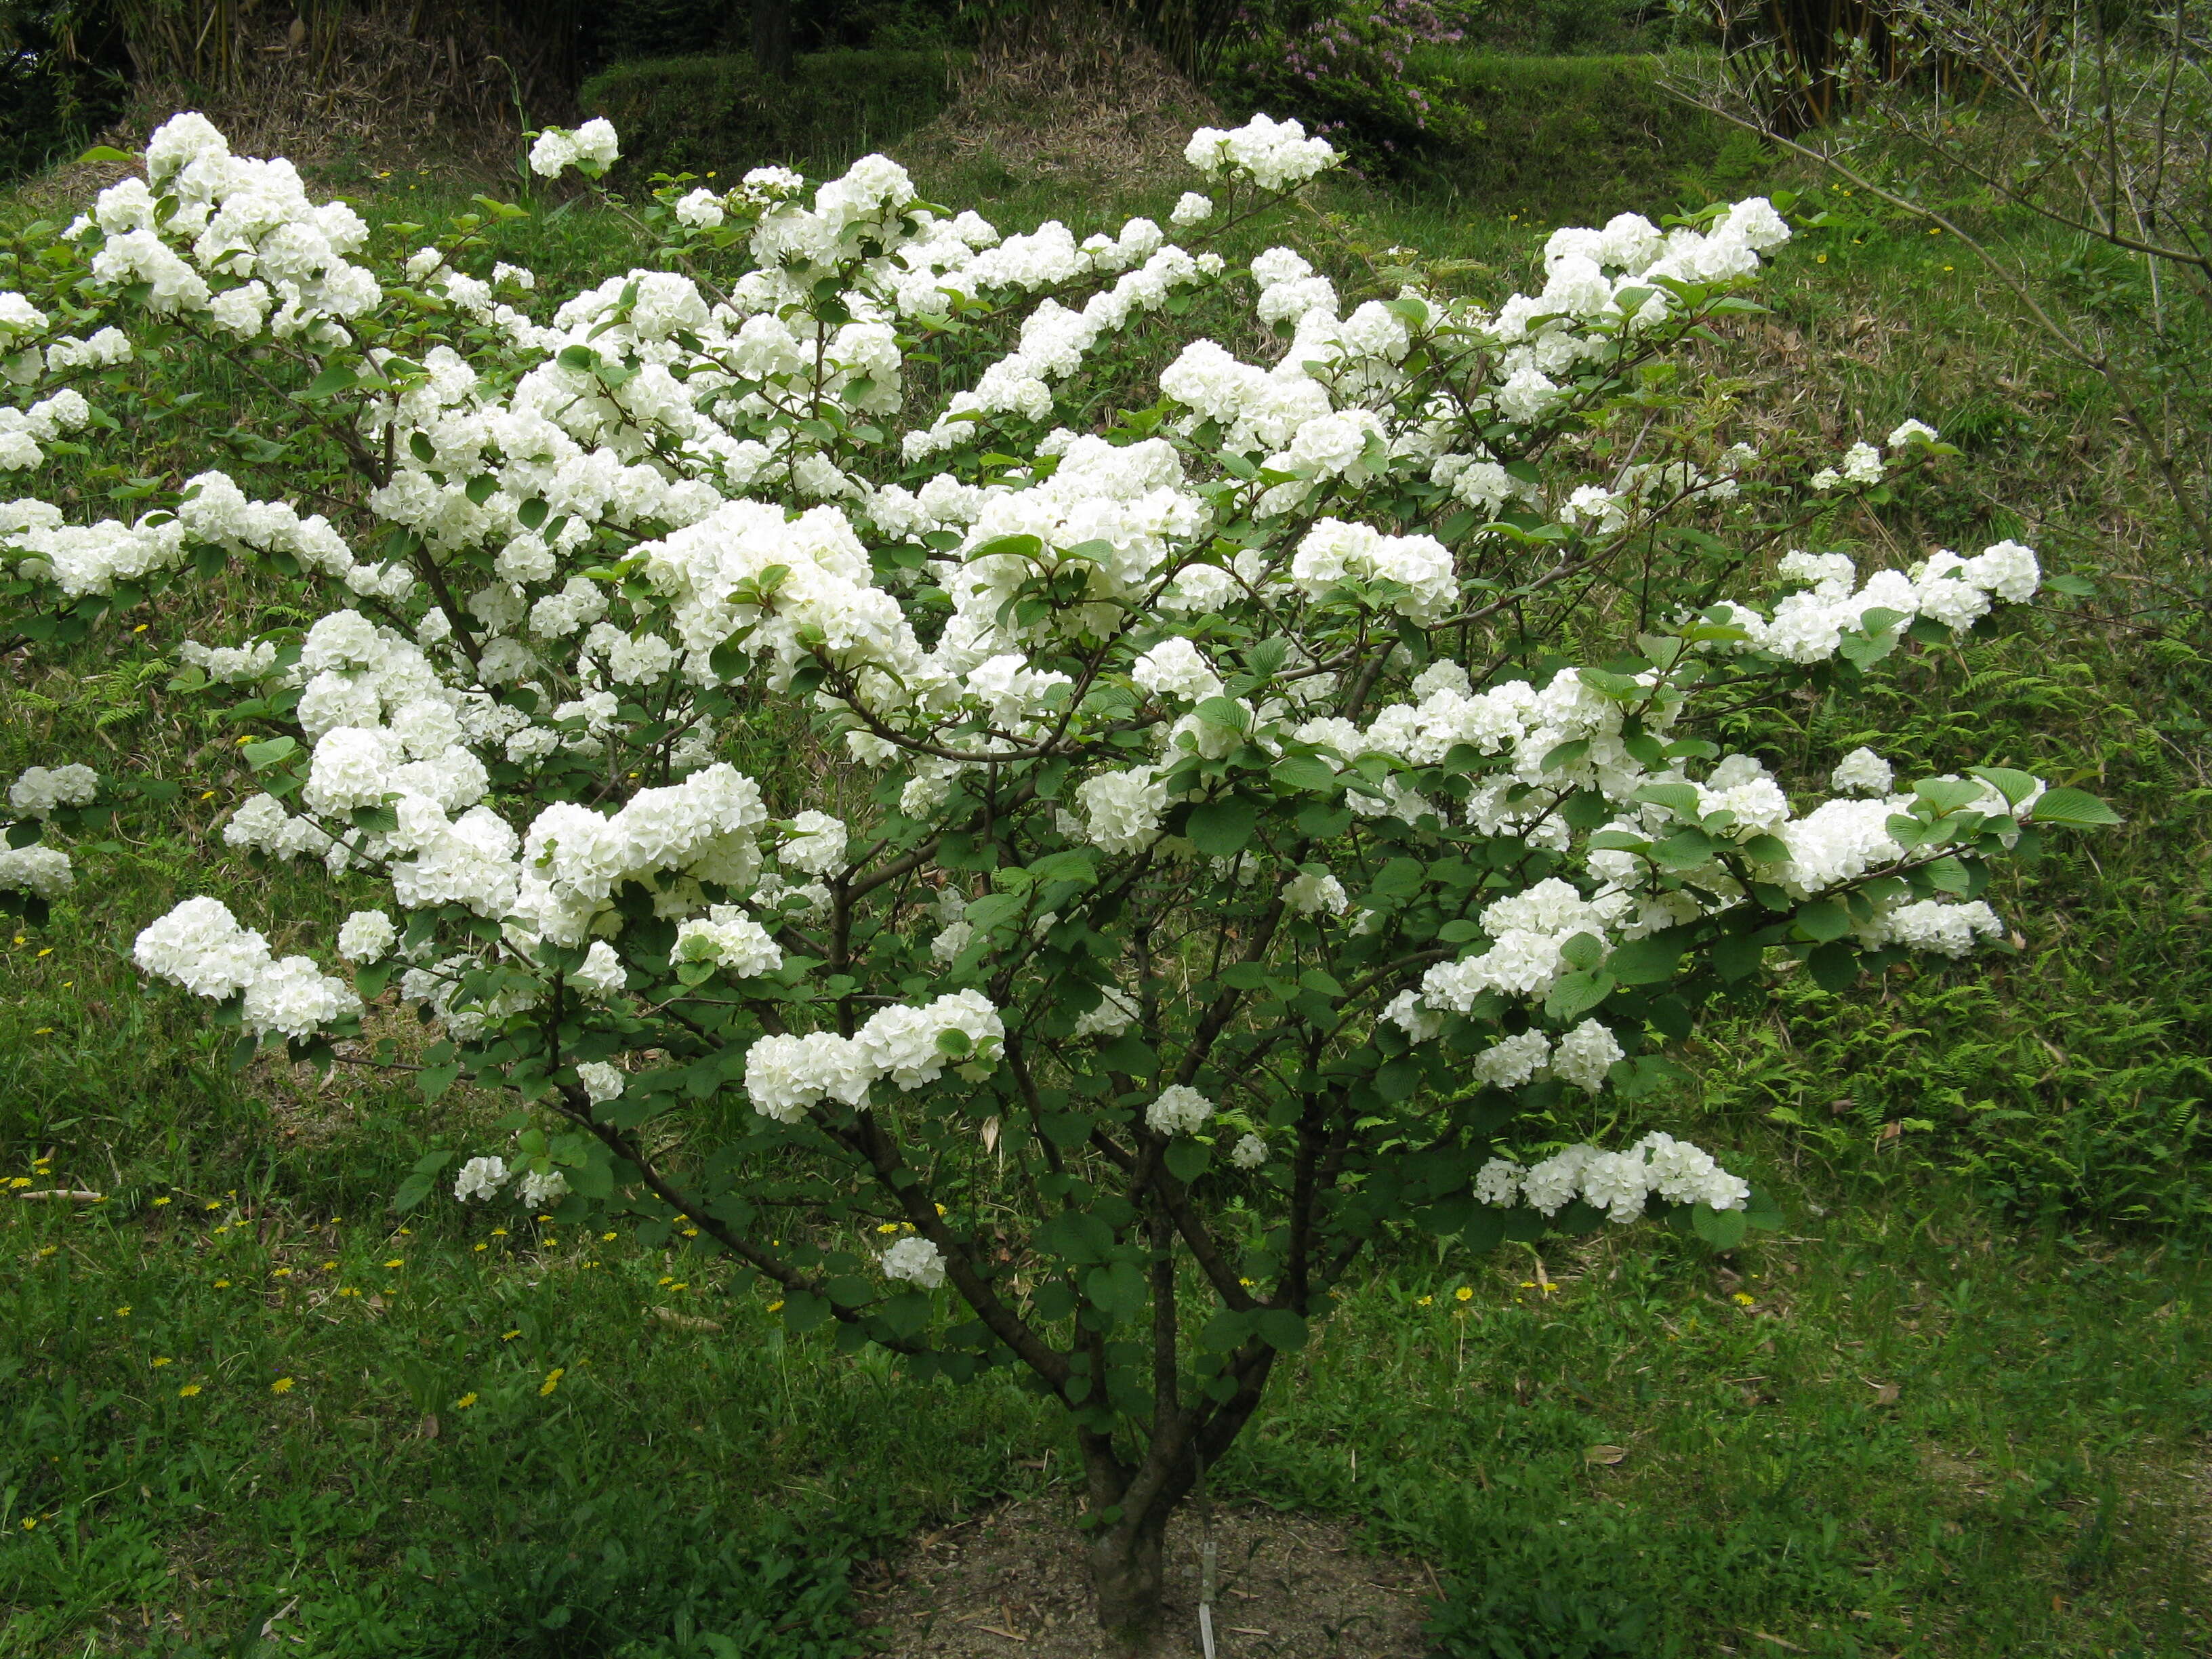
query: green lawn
[{"left": 3, "top": 95, "right": 2209, "bottom": 1658}]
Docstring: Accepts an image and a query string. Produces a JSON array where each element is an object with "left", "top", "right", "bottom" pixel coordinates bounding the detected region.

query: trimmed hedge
[{"left": 578, "top": 49, "right": 962, "bottom": 180}]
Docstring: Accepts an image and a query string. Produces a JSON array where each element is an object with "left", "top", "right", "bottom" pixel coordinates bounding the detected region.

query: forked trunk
[{"left": 1088, "top": 1504, "right": 1171, "bottom": 1658}]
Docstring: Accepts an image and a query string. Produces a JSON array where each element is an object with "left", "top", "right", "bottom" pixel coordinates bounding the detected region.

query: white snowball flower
[
  {"left": 1170, "top": 192, "right": 1214, "bottom": 227},
  {"left": 1281, "top": 870, "right": 1349, "bottom": 916},
  {"left": 882, "top": 1235, "right": 946, "bottom": 1289},
  {"left": 337, "top": 909, "right": 397, "bottom": 962},
  {"left": 1230, "top": 1133, "right": 1269, "bottom": 1169},
  {"left": 577, "top": 1061, "right": 626, "bottom": 1103},
  {"left": 1146, "top": 1084, "right": 1214, "bottom": 1136},
  {"left": 517, "top": 1168, "right": 569, "bottom": 1208},
  {"left": 0, "top": 844, "right": 73, "bottom": 899},
  {"left": 453, "top": 1156, "right": 508, "bottom": 1202},
  {"left": 9, "top": 764, "right": 98, "bottom": 816},
  {"left": 674, "top": 188, "right": 725, "bottom": 230},
  {"left": 780, "top": 810, "right": 848, "bottom": 876},
  {"left": 1830, "top": 747, "right": 1894, "bottom": 796},
  {"left": 1551, "top": 1019, "right": 1624, "bottom": 1094}
]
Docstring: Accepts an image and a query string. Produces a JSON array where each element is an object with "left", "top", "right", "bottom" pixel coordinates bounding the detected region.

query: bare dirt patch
[
  {"left": 895, "top": 10, "right": 1217, "bottom": 197},
  {"left": 856, "top": 1494, "right": 1435, "bottom": 1657}
]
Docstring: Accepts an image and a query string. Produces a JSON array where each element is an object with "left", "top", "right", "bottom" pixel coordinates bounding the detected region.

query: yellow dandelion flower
[
  {"left": 179, "top": 1382, "right": 202, "bottom": 1397},
  {"left": 1733, "top": 1291, "right": 1757, "bottom": 1306},
  {"left": 668, "top": 1281, "right": 687, "bottom": 1291},
  {"left": 204, "top": 1201, "right": 222, "bottom": 1210},
  {"left": 383, "top": 1258, "right": 403, "bottom": 1269},
  {"left": 501, "top": 1329, "right": 520, "bottom": 1341},
  {"left": 152, "top": 1196, "right": 171, "bottom": 1206},
  {"left": 1455, "top": 1286, "right": 1474, "bottom": 1302},
  {"left": 539, "top": 1368, "right": 564, "bottom": 1397},
  {"left": 657, "top": 1275, "right": 674, "bottom": 1286},
  {"left": 1417, "top": 1295, "right": 1433, "bottom": 1307},
  {"left": 271, "top": 1376, "right": 295, "bottom": 1394},
  {"left": 766, "top": 1300, "right": 784, "bottom": 1313},
  {"left": 600, "top": 1231, "right": 616, "bottom": 1242},
  {"left": 113, "top": 1306, "right": 130, "bottom": 1317},
  {"left": 151, "top": 1356, "right": 173, "bottom": 1368},
  {"left": 473, "top": 1243, "right": 487, "bottom": 1252},
  {"left": 681, "top": 1227, "right": 698, "bottom": 1238},
  {"left": 491, "top": 1228, "right": 508, "bottom": 1237},
  {"left": 7, "top": 1177, "right": 27, "bottom": 1189},
  {"left": 213, "top": 1279, "right": 230, "bottom": 1288},
  {"left": 455, "top": 1392, "right": 478, "bottom": 1409},
  {"left": 875, "top": 1221, "right": 900, "bottom": 1234},
  {"left": 20, "top": 1517, "right": 35, "bottom": 1530},
  {"left": 200, "top": 790, "right": 216, "bottom": 800}
]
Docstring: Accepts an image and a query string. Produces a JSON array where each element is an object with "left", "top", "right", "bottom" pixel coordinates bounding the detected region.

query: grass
[{"left": 3, "top": 85, "right": 2210, "bottom": 1657}]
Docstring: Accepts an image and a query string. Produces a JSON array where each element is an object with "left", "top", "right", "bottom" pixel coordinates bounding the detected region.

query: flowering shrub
[
  {"left": 0, "top": 107, "right": 2115, "bottom": 1648},
  {"left": 1230, "top": 1, "right": 1485, "bottom": 167}
]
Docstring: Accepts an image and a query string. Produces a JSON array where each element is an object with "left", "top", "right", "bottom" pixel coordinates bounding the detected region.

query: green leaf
[
  {"left": 1459, "top": 1206, "right": 1507, "bottom": 1253},
  {"left": 240, "top": 736, "right": 298, "bottom": 772},
  {"left": 1795, "top": 901, "right": 1851, "bottom": 942},
  {"left": 781, "top": 1291, "right": 832, "bottom": 1334},
  {"left": 77, "top": 145, "right": 138, "bottom": 163},
  {"left": 1084, "top": 1259, "right": 1147, "bottom": 1319},
  {"left": 1186, "top": 798, "right": 1261, "bottom": 858},
  {"left": 1607, "top": 931, "right": 1686, "bottom": 985},
  {"left": 1254, "top": 1309, "right": 1309, "bottom": 1351},
  {"left": 2030, "top": 786, "right": 2121, "bottom": 827},
  {"left": 518, "top": 497, "right": 550, "bottom": 531},
  {"left": 1270, "top": 754, "right": 1342, "bottom": 794},
  {"left": 465, "top": 474, "right": 500, "bottom": 506},
  {"left": 301, "top": 363, "right": 356, "bottom": 401},
  {"left": 1164, "top": 1140, "right": 1210, "bottom": 1182},
  {"left": 1692, "top": 1206, "right": 1748, "bottom": 1250},
  {"left": 1807, "top": 941, "right": 1860, "bottom": 993},
  {"left": 1543, "top": 967, "right": 1614, "bottom": 1023},
  {"left": 1541, "top": 738, "right": 1590, "bottom": 774},
  {"left": 1558, "top": 931, "right": 1604, "bottom": 972},
  {"left": 1036, "top": 1209, "right": 1115, "bottom": 1265},
  {"left": 1967, "top": 766, "right": 2039, "bottom": 806}
]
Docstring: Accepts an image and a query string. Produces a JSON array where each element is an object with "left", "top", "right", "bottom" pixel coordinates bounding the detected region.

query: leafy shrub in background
[
  {"left": 578, "top": 49, "right": 962, "bottom": 181},
  {"left": 0, "top": 0, "right": 130, "bottom": 180},
  {"left": 1223, "top": 1, "right": 1487, "bottom": 172}
]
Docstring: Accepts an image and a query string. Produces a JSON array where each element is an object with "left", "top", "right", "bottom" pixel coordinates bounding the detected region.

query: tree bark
[
  {"left": 1088, "top": 1507, "right": 1171, "bottom": 1658},
  {"left": 750, "top": 0, "right": 793, "bottom": 82}
]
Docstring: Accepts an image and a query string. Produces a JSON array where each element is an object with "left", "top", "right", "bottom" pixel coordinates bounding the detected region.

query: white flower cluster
[
  {"left": 743, "top": 990, "right": 1005, "bottom": 1123},
  {"left": 881, "top": 1235, "right": 947, "bottom": 1289},
  {"left": 1475, "top": 1130, "right": 1750, "bottom": 1223},
  {"left": 672, "top": 907, "right": 783, "bottom": 976},
  {"left": 9, "top": 764, "right": 96, "bottom": 816},
  {"left": 1146, "top": 1084, "right": 1215, "bottom": 1136},
  {"left": 132, "top": 896, "right": 360, "bottom": 1040},
  {"left": 453, "top": 1154, "right": 569, "bottom": 1208},
  {"left": 1184, "top": 114, "right": 1338, "bottom": 190},
  {"left": 0, "top": 844, "right": 73, "bottom": 899},
  {"left": 528, "top": 119, "right": 620, "bottom": 180}
]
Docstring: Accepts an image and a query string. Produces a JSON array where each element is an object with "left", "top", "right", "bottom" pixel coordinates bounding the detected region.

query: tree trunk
[
  {"left": 1088, "top": 1507, "right": 1172, "bottom": 1657},
  {"left": 750, "top": 0, "right": 793, "bottom": 83}
]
